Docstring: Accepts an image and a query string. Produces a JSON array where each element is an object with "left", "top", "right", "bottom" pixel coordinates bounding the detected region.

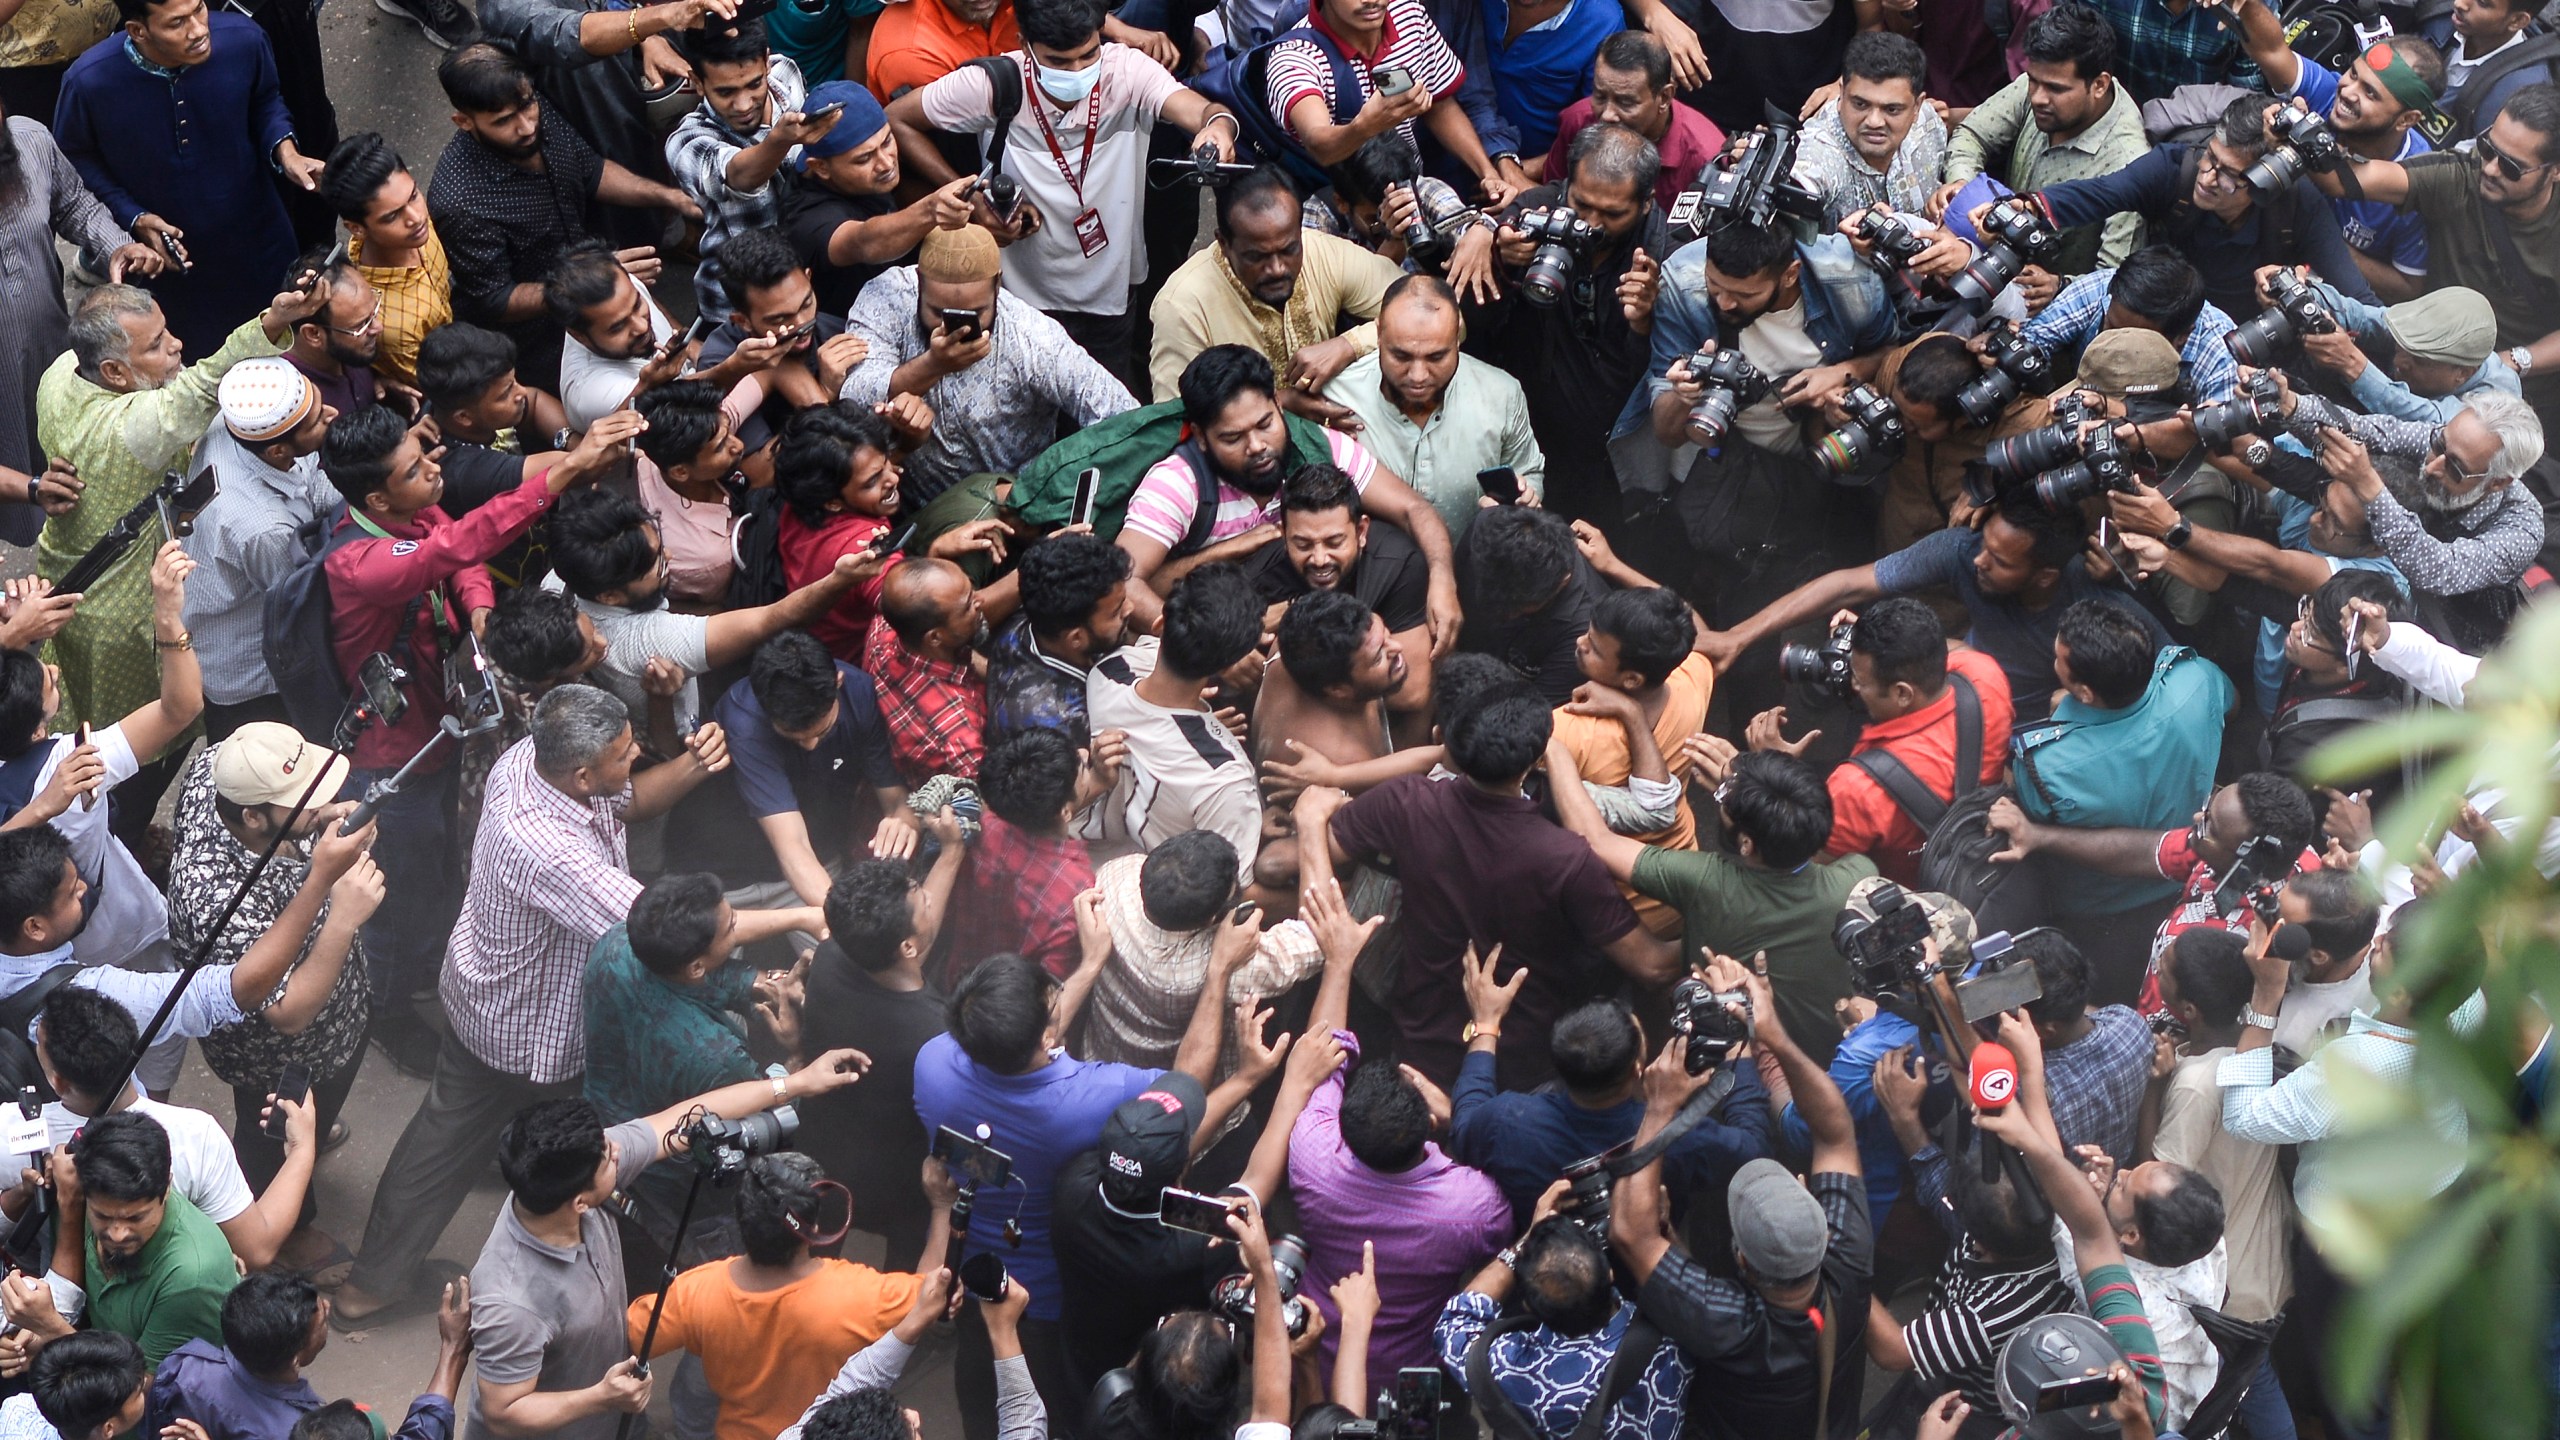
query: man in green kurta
[{"left": 35, "top": 278, "right": 326, "bottom": 736}]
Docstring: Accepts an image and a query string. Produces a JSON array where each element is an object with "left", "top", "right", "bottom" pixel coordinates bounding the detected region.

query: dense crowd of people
[{"left": 0, "top": 0, "right": 2543, "bottom": 1428}]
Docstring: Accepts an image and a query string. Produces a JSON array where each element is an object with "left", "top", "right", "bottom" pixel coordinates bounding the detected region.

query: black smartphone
[
  {"left": 937, "top": 307, "right": 984, "bottom": 343},
  {"left": 1159, "top": 1187, "right": 1242, "bottom": 1237},
  {"left": 1476, "top": 466, "right": 1522, "bottom": 504},
  {"left": 1229, "top": 901, "right": 1258, "bottom": 925},
  {"left": 2034, "top": 1374, "right": 2121, "bottom": 1414},
  {"left": 804, "top": 100, "right": 847, "bottom": 125},
  {"left": 1391, "top": 1370, "right": 1440, "bottom": 1440},
  {"left": 774, "top": 318, "right": 818, "bottom": 346},
  {"left": 959, "top": 1251, "right": 1011, "bottom": 1301},
  {"left": 931, "top": 1124, "right": 1015, "bottom": 1190},
  {"left": 263, "top": 1063, "right": 311, "bottom": 1140},
  {"left": 1070, "top": 467, "right": 1101, "bottom": 528},
  {"left": 869, "top": 521, "right": 919, "bottom": 558}
]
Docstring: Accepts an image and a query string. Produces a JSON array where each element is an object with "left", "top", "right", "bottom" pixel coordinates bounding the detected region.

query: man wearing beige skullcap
[
  {"left": 188, "top": 357, "right": 343, "bottom": 739},
  {"left": 838, "top": 222, "right": 1137, "bottom": 508},
  {"left": 2291, "top": 278, "right": 2524, "bottom": 423}
]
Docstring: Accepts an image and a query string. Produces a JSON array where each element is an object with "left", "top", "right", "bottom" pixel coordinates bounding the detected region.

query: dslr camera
[
  {"left": 1210, "top": 1234, "right": 1312, "bottom": 1338},
  {"left": 1815, "top": 383, "right": 1909, "bottom": 479},
  {"left": 1956, "top": 319, "right": 2054, "bottom": 427},
  {"left": 1778, "top": 615, "right": 1857, "bottom": 701},
  {"left": 2227, "top": 269, "right": 2338, "bottom": 367},
  {"left": 685, "top": 1105, "right": 798, "bottom": 1182},
  {"left": 1514, "top": 206, "right": 1604, "bottom": 307},
  {"left": 1667, "top": 977, "right": 1754, "bottom": 1072},
  {"left": 1949, "top": 197, "right": 2060, "bottom": 313},
  {"left": 1682, "top": 348, "right": 1771, "bottom": 446},
  {"left": 2243, "top": 107, "right": 2347, "bottom": 194},
  {"left": 1851, "top": 208, "right": 1931, "bottom": 270},
  {"left": 2190, "top": 370, "right": 2286, "bottom": 467},
  {"left": 2211, "top": 834, "right": 2296, "bottom": 923},
  {"left": 1982, "top": 396, "right": 2136, "bottom": 510},
  {"left": 1340, "top": 1369, "right": 1449, "bottom": 1440},
  {"left": 1556, "top": 1143, "right": 1626, "bottom": 1240},
  {"left": 1833, "top": 882, "right": 2038, "bottom": 1018}
]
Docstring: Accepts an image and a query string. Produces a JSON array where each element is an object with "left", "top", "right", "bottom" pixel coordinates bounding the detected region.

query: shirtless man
[
  {"left": 1249, "top": 590, "right": 1410, "bottom": 889},
  {"left": 1246, "top": 462, "right": 1438, "bottom": 744}
]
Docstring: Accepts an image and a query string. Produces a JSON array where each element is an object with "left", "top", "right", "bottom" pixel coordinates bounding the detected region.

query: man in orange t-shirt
[
  {"left": 866, "top": 0, "right": 1021, "bottom": 98},
  {"left": 1548, "top": 587, "right": 1716, "bottom": 934},
  {"left": 630, "top": 1152, "right": 950, "bottom": 1440}
]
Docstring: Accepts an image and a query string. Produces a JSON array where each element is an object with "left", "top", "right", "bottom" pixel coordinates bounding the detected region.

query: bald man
[
  {"left": 1323, "top": 274, "right": 1547, "bottom": 538},
  {"left": 866, "top": 556, "right": 998, "bottom": 783}
]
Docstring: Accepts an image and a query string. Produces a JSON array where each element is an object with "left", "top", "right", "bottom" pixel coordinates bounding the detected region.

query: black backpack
[
  {"left": 261, "top": 506, "right": 426, "bottom": 745},
  {"left": 2444, "top": 27, "right": 2560, "bottom": 136},
  {"left": 0, "top": 964, "right": 78, "bottom": 1103}
]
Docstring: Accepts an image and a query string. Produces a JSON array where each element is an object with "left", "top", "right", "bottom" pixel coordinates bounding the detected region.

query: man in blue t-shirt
[
  {"left": 715, "top": 631, "right": 917, "bottom": 914},
  {"left": 914, "top": 951, "right": 1233, "bottom": 1440},
  {"left": 2232, "top": 0, "right": 2447, "bottom": 302},
  {"left": 1697, "top": 498, "right": 2167, "bottom": 727}
]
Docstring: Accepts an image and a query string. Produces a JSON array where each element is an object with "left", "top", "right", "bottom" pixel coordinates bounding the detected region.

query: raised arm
[
  {"left": 1980, "top": 796, "right": 2169, "bottom": 877},
  {"left": 703, "top": 550, "right": 890, "bottom": 667},
  {"left": 115, "top": 543, "right": 204, "bottom": 762},
  {"left": 1170, "top": 906, "right": 1261, "bottom": 1083}
]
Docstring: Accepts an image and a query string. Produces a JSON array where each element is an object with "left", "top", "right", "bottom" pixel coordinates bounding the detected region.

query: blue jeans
[
  {"left": 2234, "top": 1353, "right": 2298, "bottom": 1440},
  {"left": 341, "top": 760, "right": 463, "bottom": 1008}
]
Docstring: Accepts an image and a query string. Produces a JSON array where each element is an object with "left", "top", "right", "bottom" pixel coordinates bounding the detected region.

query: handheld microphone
[
  {"left": 2269, "top": 924, "right": 2314, "bottom": 966},
  {"left": 1969, "top": 1040, "right": 2020, "bottom": 1180}
]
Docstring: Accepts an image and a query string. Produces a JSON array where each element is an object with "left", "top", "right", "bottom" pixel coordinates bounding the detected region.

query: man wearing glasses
[
  {"left": 282, "top": 254, "right": 389, "bottom": 418},
  {"left": 2308, "top": 81, "right": 2560, "bottom": 436}
]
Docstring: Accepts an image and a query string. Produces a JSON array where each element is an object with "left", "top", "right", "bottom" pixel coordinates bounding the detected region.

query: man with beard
[
  {"left": 57, "top": 1112, "right": 239, "bottom": 1366},
  {"left": 1322, "top": 276, "right": 1546, "bottom": 539},
  {"left": 1937, "top": 4, "right": 2149, "bottom": 278},
  {"left": 184, "top": 360, "right": 338, "bottom": 741},
  {"left": 870, "top": 557, "right": 996, "bottom": 783},
  {"left": 2233, "top": 5, "right": 2447, "bottom": 303},
  {"left": 1118, "top": 344, "right": 1460, "bottom": 645},
  {"left": 1249, "top": 590, "right": 1410, "bottom": 885},
  {"left": 987, "top": 531, "right": 1140, "bottom": 749},
  {"left": 543, "top": 487, "right": 900, "bottom": 740},
  {"left": 281, "top": 255, "right": 385, "bottom": 418},
  {"left": 544, "top": 243, "right": 790, "bottom": 431},
  {"left": 1243, "top": 462, "right": 1435, "bottom": 734}
]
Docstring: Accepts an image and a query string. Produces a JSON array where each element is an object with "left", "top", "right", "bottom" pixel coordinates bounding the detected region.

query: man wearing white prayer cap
[{"left": 186, "top": 357, "right": 344, "bottom": 739}]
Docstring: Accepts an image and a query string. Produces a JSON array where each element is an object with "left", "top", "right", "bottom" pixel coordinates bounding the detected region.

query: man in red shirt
[
  {"left": 867, "top": 558, "right": 996, "bottom": 783},
  {"left": 319, "top": 403, "right": 640, "bottom": 1063},
  {"left": 1542, "top": 31, "right": 1725, "bottom": 206},
  {"left": 1745, "top": 598, "right": 2013, "bottom": 886}
]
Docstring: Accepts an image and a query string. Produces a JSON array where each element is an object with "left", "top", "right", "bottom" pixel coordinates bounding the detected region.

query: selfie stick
[
  {"left": 619, "top": 1135, "right": 728, "bottom": 1440},
  {"left": 338, "top": 714, "right": 471, "bottom": 835}
]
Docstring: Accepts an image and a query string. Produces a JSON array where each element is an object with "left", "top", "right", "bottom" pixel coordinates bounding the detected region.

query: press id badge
[{"left": 1073, "top": 208, "right": 1109, "bottom": 258}]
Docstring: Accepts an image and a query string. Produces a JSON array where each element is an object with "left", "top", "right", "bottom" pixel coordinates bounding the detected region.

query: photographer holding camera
[
  {"left": 2015, "top": 95, "right": 2382, "bottom": 321},
  {"left": 1609, "top": 950, "right": 1873, "bottom": 1440},
  {"left": 2020, "top": 248, "right": 2243, "bottom": 408},
  {"left": 1866, "top": 334, "right": 2051, "bottom": 553},
  {"left": 2259, "top": 274, "right": 2519, "bottom": 424}
]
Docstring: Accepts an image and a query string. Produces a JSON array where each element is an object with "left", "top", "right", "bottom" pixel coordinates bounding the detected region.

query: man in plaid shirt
[{"left": 866, "top": 559, "right": 994, "bottom": 784}]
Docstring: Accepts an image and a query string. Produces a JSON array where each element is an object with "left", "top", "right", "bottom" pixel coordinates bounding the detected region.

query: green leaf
[
  {"left": 2304, "top": 709, "right": 2485, "bottom": 787},
  {"left": 2328, "top": 1181, "right": 2510, "bottom": 1415}
]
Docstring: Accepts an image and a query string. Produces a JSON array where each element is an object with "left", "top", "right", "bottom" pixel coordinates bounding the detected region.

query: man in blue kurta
[
  {"left": 1465, "top": 0, "right": 1620, "bottom": 157},
  {"left": 52, "top": 0, "right": 324, "bottom": 357}
]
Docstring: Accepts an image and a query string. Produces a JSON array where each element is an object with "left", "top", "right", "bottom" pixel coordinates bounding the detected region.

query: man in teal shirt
[{"left": 1995, "top": 601, "right": 2233, "bottom": 1006}]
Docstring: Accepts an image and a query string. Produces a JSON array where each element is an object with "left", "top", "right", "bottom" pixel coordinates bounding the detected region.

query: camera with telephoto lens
[
  {"left": 1683, "top": 348, "right": 1771, "bottom": 446},
  {"left": 2211, "top": 834, "right": 2296, "bottom": 923},
  {"left": 1778, "top": 616, "right": 1857, "bottom": 700},
  {"left": 1957, "top": 319, "right": 2054, "bottom": 427},
  {"left": 1668, "top": 977, "right": 1754, "bottom": 1072},
  {"left": 1815, "top": 383, "right": 1909, "bottom": 479},
  {"left": 2227, "top": 269, "right": 2338, "bottom": 367},
  {"left": 1514, "top": 206, "right": 1605, "bottom": 307},
  {"left": 1851, "top": 208, "right": 1931, "bottom": 270},
  {"left": 1211, "top": 1234, "right": 1312, "bottom": 1338},
  {"left": 1948, "top": 197, "right": 2060, "bottom": 312},
  {"left": 2190, "top": 370, "right": 2286, "bottom": 467},
  {"left": 2027, "top": 423, "right": 2136, "bottom": 510},
  {"left": 2243, "top": 106, "right": 2347, "bottom": 195},
  {"left": 685, "top": 1106, "right": 799, "bottom": 1181},
  {"left": 1557, "top": 1145, "right": 1624, "bottom": 1240}
]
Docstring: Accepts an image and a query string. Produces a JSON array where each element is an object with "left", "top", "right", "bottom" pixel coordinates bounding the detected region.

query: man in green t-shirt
[
  {"left": 46, "top": 1111, "right": 242, "bottom": 1368},
  {"left": 1549, "top": 741, "right": 1875, "bottom": 1068}
]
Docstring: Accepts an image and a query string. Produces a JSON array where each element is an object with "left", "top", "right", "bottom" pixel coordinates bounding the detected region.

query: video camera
[
  {"left": 1209, "top": 1233, "right": 1313, "bottom": 1338},
  {"left": 1956, "top": 320, "right": 2054, "bottom": 427},
  {"left": 1682, "top": 348, "right": 1771, "bottom": 446},
  {"left": 685, "top": 1105, "right": 797, "bottom": 1182},
  {"left": 2210, "top": 834, "right": 2295, "bottom": 923},
  {"left": 1778, "top": 615, "right": 1857, "bottom": 701},
  {"left": 2228, "top": 269, "right": 2338, "bottom": 367},
  {"left": 1664, "top": 111, "right": 1826, "bottom": 240},
  {"left": 1515, "top": 206, "right": 1605, "bottom": 307},
  {"left": 1667, "top": 977, "right": 1754, "bottom": 1072},
  {"left": 1832, "top": 882, "right": 2041, "bottom": 1019},
  {"left": 2244, "top": 107, "right": 2347, "bottom": 194},
  {"left": 1339, "top": 1369, "right": 1449, "bottom": 1440},
  {"left": 1814, "top": 383, "right": 1909, "bottom": 479},
  {"left": 1948, "top": 197, "right": 2060, "bottom": 315},
  {"left": 2190, "top": 370, "right": 2286, "bottom": 467}
]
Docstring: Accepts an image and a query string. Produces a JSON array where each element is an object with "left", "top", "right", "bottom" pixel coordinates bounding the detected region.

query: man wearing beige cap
[
  {"left": 186, "top": 358, "right": 341, "bottom": 742},
  {"left": 841, "top": 223, "right": 1137, "bottom": 508},
  {"left": 2286, "top": 272, "right": 2523, "bottom": 423}
]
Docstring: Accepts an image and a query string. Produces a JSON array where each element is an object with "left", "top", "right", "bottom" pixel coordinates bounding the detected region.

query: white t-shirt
[
  {"left": 1734, "top": 297, "right": 1823, "bottom": 456},
  {"left": 2276, "top": 960, "right": 2376, "bottom": 1058},
  {"left": 42, "top": 1094, "right": 254, "bottom": 1225},
  {"left": 560, "top": 300, "right": 676, "bottom": 431},
  {"left": 1080, "top": 638, "right": 1261, "bottom": 882},
  {"left": 541, "top": 581, "right": 713, "bottom": 736},
  {"left": 16, "top": 725, "right": 168, "bottom": 972},
  {"left": 920, "top": 47, "right": 1184, "bottom": 315}
]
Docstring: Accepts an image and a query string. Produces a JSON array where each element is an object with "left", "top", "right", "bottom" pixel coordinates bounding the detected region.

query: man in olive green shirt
[
  {"left": 1323, "top": 278, "right": 1546, "bottom": 540},
  {"left": 31, "top": 1111, "right": 241, "bottom": 1368},
  {"left": 1936, "top": 4, "right": 2150, "bottom": 277}
]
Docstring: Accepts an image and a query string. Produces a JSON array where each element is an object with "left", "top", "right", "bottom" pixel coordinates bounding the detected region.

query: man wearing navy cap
[{"left": 782, "top": 81, "right": 981, "bottom": 316}]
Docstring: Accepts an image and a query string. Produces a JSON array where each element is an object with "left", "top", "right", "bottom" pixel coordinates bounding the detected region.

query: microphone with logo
[{"left": 1968, "top": 1040, "right": 2020, "bottom": 1180}]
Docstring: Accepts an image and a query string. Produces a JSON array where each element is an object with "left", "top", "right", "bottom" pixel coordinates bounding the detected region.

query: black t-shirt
[
  {"left": 1635, "top": 1171, "right": 1876, "bottom": 1440},
  {"left": 1241, "top": 519, "right": 1430, "bottom": 633},
  {"left": 699, "top": 313, "right": 853, "bottom": 455},
  {"left": 1050, "top": 1149, "right": 1242, "bottom": 1392},
  {"left": 799, "top": 952, "right": 948, "bottom": 1250},
  {"left": 783, "top": 175, "right": 902, "bottom": 318},
  {"left": 1464, "top": 183, "right": 1669, "bottom": 470},
  {"left": 1454, "top": 549, "right": 1616, "bottom": 706},
  {"left": 437, "top": 442, "right": 527, "bottom": 517}
]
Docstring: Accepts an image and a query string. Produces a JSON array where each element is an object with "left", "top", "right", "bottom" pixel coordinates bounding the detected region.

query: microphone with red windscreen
[{"left": 1969, "top": 1041, "right": 2019, "bottom": 1178}]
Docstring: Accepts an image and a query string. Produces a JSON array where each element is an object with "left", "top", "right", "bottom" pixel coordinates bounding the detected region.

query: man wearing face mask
[{"left": 885, "top": 0, "right": 1239, "bottom": 388}]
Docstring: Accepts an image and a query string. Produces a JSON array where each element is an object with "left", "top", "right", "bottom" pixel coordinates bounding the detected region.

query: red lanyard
[{"left": 1023, "top": 56, "right": 1103, "bottom": 206}]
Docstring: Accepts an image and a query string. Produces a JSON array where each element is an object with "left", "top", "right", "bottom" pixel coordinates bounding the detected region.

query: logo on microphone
[
  {"left": 1974, "top": 1067, "right": 2016, "bottom": 1106},
  {"left": 1970, "top": 1041, "right": 2019, "bottom": 1109}
]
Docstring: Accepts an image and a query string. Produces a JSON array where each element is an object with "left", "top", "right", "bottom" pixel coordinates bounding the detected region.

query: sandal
[{"left": 327, "top": 1259, "right": 465, "bottom": 1332}]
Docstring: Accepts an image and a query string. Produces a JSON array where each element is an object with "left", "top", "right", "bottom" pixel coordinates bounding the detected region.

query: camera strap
[
  {"left": 1603, "top": 1067, "right": 1739, "bottom": 1181},
  {"left": 1464, "top": 1313, "right": 1664, "bottom": 1440},
  {"left": 1848, "top": 674, "right": 1982, "bottom": 834}
]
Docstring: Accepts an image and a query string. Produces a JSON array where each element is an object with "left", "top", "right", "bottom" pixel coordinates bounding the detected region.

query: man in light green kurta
[{"left": 35, "top": 281, "right": 322, "bottom": 730}]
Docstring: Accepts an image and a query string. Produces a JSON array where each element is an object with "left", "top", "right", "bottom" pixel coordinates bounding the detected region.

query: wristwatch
[
  {"left": 2162, "top": 518, "right": 2194, "bottom": 550},
  {"left": 2239, "top": 1004, "right": 2281, "bottom": 1031},
  {"left": 1495, "top": 1245, "right": 1520, "bottom": 1270},
  {"left": 2508, "top": 346, "right": 2536, "bottom": 377},
  {"left": 1463, "top": 1020, "right": 1500, "bottom": 1044}
]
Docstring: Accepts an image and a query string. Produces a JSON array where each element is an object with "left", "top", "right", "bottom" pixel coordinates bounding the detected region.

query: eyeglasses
[
  {"left": 2474, "top": 132, "right": 2555, "bottom": 182},
  {"left": 2194, "top": 150, "right": 2247, "bottom": 191},
  {"left": 326, "top": 300, "right": 385, "bottom": 337},
  {"left": 2294, "top": 595, "right": 2345, "bottom": 655},
  {"left": 2429, "top": 432, "right": 2493, "bottom": 486}
]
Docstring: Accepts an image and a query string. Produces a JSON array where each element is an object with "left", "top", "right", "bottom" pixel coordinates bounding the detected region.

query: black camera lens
[
  {"left": 2032, "top": 462, "right": 2101, "bottom": 511},
  {"left": 1521, "top": 245, "right": 1573, "bottom": 306},
  {"left": 1984, "top": 423, "right": 2080, "bottom": 479},
  {"left": 2226, "top": 308, "right": 2295, "bottom": 368}
]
